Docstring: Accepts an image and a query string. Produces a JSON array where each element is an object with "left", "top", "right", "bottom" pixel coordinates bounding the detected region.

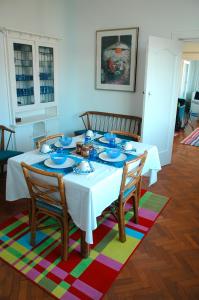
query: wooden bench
[{"left": 75, "top": 111, "right": 142, "bottom": 136}]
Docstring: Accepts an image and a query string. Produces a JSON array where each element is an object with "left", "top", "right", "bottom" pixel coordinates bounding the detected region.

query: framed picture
[{"left": 96, "top": 27, "right": 139, "bottom": 92}]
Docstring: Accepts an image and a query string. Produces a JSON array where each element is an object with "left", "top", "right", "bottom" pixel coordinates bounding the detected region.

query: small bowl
[
  {"left": 59, "top": 136, "right": 72, "bottom": 146},
  {"left": 105, "top": 148, "right": 121, "bottom": 159},
  {"left": 50, "top": 152, "right": 67, "bottom": 164},
  {"left": 123, "top": 142, "right": 133, "bottom": 151},
  {"left": 40, "top": 143, "right": 51, "bottom": 154},
  {"left": 86, "top": 130, "right": 94, "bottom": 138},
  {"left": 104, "top": 133, "right": 116, "bottom": 141}
]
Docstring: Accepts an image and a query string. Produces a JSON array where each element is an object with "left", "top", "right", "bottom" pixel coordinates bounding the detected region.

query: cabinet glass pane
[
  {"left": 39, "top": 46, "right": 54, "bottom": 103},
  {"left": 13, "top": 43, "right": 35, "bottom": 107}
]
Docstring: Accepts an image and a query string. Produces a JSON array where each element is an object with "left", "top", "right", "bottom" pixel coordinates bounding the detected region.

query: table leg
[{"left": 80, "top": 230, "right": 90, "bottom": 258}]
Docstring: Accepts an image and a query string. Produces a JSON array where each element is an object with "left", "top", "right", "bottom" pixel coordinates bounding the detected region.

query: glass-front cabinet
[
  {"left": 14, "top": 42, "right": 35, "bottom": 107},
  {"left": 8, "top": 34, "right": 58, "bottom": 125},
  {"left": 39, "top": 46, "right": 55, "bottom": 104}
]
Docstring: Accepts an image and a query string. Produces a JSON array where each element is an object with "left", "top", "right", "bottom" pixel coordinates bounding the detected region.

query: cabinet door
[
  {"left": 12, "top": 41, "right": 36, "bottom": 109},
  {"left": 38, "top": 45, "right": 55, "bottom": 104}
]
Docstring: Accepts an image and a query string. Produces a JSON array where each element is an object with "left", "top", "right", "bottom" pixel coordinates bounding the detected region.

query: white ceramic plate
[
  {"left": 54, "top": 141, "right": 76, "bottom": 149},
  {"left": 98, "top": 137, "right": 122, "bottom": 144},
  {"left": 99, "top": 152, "right": 127, "bottom": 162},
  {"left": 44, "top": 157, "right": 76, "bottom": 169}
]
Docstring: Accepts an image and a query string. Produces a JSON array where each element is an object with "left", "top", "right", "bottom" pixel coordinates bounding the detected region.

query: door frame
[{"left": 171, "top": 29, "right": 199, "bottom": 42}]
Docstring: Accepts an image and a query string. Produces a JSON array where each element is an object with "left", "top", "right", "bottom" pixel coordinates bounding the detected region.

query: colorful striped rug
[
  {"left": 0, "top": 191, "right": 169, "bottom": 300},
  {"left": 181, "top": 127, "right": 199, "bottom": 146}
]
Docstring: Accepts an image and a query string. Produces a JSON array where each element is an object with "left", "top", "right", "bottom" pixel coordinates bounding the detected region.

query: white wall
[
  {"left": 0, "top": 0, "right": 199, "bottom": 136},
  {"left": 64, "top": 0, "right": 199, "bottom": 133}
]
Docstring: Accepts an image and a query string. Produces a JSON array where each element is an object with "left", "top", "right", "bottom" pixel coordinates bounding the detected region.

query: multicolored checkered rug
[
  {"left": 0, "top": 191, "right": 169, "bottom": 300},
  {"left": 181, "top": 127, "right": 199, "bottom": 146}
]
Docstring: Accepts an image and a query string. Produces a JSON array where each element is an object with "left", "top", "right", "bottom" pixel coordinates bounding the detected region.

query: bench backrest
[{"left": 79, "top": 111, "right": 142, "bottom": 135}]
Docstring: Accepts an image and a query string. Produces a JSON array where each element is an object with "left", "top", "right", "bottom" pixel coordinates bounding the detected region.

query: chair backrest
[
  {"left": 120, "top": 151, "right": 147, "bottom": 201},
  {"left": 79, "top": 111, "right": 142, "bottom": 135},
  {"left": 0, "top": 125, "right": 15, "bottom": 151},
  {"left": 36, "top": 133, "right": 64, "bottom": 149},
  {"left": 21, "top": 162, "right": 68, "bottom": 213},
  {"left": 111, "top": 130, "right": 141, "bottom": 142}
]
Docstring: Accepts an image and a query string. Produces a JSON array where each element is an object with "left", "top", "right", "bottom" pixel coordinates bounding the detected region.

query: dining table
[{"left": 6, "top": 133, "right": 161, "bottom": 257}]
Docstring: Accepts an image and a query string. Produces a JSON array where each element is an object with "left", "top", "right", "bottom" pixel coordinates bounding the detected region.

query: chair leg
[
  {"left": 30, "top": 203, "right": 36, "bottom": 247},
  {"left": 133, "top": 193, "right": 139, "bottom": 224},
  {"left": 1, "top": 164, "right": 4, "bottom": 177},
  {"left": 27, "top": 198, "right": 32, "bottom": 226},
  {"left": 118, "top": 202, "right": 126, "bottom": 242},
  {"left": 137, "top": 178, "right": 142, "bottom": 200}
]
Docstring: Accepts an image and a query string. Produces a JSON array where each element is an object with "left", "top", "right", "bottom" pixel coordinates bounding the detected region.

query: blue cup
[
  {"left": 89, "top": 148, "right": 97, "bottom": 160},
  {"left": 84, "top": 136, "right": 92, "bottom": 144},
  {"left": 109, "top": 138, "right": 116, "bottom": 148}
]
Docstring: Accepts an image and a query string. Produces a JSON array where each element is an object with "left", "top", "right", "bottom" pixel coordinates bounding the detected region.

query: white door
[{"left": 142, "top": 36, "right": 182, "bottom": 166}]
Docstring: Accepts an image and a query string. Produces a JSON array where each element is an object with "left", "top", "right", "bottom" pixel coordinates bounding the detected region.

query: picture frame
[{"left": 96, "top": 27, "right": 139, "bottom": 92}]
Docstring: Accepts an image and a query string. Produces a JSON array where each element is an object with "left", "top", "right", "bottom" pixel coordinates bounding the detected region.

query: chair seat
[
  {"left": 0, "top": 150, "right": 23, "bottom": 162},
  {"left": 36, "top": 199, "right": 63, "bottom": 215},
  {"left": 123, "top": 185, "right": 136, "bottom": 200}
]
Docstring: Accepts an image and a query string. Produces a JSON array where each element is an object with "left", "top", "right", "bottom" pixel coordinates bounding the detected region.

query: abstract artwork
[{"left": 96, "top": 27, "right": 139, "bottom": 91}]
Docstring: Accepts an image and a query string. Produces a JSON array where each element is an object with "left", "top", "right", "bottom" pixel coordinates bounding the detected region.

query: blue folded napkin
[{"left": 90, "top": 152, "right": 137, "bottom": 168}]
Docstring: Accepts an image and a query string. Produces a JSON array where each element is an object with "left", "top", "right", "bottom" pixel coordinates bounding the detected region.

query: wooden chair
[
  {"left": 110, "top": 151, "right": 147, "bottom": 242},
  {"left": 21, "top": 162, "right": 70, "bottom": 261},
  {"left": 36, "top": 133, "right": 64, "bottom": 149},
  {"left": 0, "top": 125, "right": 23, "bottom": 175},
  {"left": 111, "top": 130, "right": 141, "bottom": 142}
]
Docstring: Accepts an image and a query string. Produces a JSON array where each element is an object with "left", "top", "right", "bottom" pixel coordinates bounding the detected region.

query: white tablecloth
[{"left": 6, "top": 139, "right": 161, "bottom": 244}]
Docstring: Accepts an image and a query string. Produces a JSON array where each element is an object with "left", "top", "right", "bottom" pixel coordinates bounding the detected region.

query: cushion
[
  {"left": 74, "top": 130, "right": 134, "bottom": 141},
  {"left": 36, "top": 199, "right": 63, "bottom": 215},
  {"left": 0, "top": 150, "right": 23, "bottom": 162},
  {"left": 123, "top": 185, "right": 136, "bottom": 200},
  {"left": 74, "top": 129, "right": 106, "bottom": 136}
]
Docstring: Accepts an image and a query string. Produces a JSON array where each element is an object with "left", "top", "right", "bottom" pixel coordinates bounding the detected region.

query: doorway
[{"left": 175, "top": 41, "right": 199, "bottom": 137}]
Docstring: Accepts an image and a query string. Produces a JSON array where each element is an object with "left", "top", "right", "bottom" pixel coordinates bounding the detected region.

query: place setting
[
  {"left": 32, "top": 151, "right": 81, "bottom": 174},
  {"left": 54, "top": 136, "right": 77, "bottom": 149},
  {"left": 94, "top": 132, "right": 136, "bottom": 151}
]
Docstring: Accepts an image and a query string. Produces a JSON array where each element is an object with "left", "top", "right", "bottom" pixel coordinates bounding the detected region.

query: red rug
[
  {"left": 0, "top": 191, "right": 169, "bottom": 299},
  {"left": 181, "top": 128, "right": 199, "bottom": 146}
]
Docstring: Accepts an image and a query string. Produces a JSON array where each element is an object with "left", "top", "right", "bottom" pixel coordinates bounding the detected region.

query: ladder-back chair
[
  {"left": 111, "top": 151, "right": 147, "bottom": 242},
  {"left": 21, "top": 162, "right": 70, "bottom": 261}
]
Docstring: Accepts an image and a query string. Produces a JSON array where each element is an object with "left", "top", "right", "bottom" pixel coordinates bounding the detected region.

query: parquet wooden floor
[{"left": 0, "top": 125, "right": 199, "bottom": 300}]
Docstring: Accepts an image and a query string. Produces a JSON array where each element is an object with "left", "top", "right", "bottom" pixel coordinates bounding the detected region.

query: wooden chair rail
[
  {"left": 36, "top": 133, "right": 64, "bottom": 149},
  {"left": 0, "top": 125, "right": 15, "bottom": 151},
  {"left": 79, "top": 111, "right": 142, "bottom": 135},
  {"left": 111, "top": 130, "right": 141, "bottom": 142}
]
